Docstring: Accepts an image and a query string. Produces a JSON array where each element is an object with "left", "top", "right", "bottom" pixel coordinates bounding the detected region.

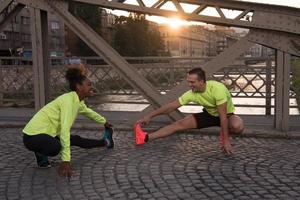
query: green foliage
[
  {"left": 113, "top": 13, "right": 166, "bottom": 56},
  {"left": 69, "top": 3, "right": 103, "bottom": 56}
]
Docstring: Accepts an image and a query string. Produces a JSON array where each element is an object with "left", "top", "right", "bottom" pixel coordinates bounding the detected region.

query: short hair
[
  {"left": 65, "top": 68, "right": 87, "bottom": 91},
  {"left": 188, "top": 68, "right": 206, "bottom": 82}
]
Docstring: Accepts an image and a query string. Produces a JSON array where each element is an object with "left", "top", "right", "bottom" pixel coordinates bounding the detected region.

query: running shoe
[
  {"left": 34, "top": 152, "right": 51, "bottom": 168},
  {"left": 103, "top": 127, "right": 114, "bottom": 149},
  {"left": 134, "top": 122, "right": 147, "bottom": 145}
]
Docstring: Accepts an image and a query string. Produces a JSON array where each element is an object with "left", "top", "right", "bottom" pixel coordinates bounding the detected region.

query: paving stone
[{"left": 0, "top": 128, "right": 299, "bottom": 199}]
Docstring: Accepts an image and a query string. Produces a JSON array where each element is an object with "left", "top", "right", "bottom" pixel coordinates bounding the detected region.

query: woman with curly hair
[{"left": 23, "top": 67, "right": 114, "bottom": 177}]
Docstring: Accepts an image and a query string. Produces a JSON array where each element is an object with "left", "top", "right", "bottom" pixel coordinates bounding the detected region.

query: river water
[{"left": 96, "top": 95, "right": 299, "bottom": 115}]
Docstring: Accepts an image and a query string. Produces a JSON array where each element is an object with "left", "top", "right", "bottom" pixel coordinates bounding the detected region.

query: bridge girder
[
  {"left": 0, "top": 0, "right": 14, "bottom": 15},
  {"left": 0, "top": 4, "right": 25, "bottom": 32},
  {"left": 13, "top": 0, "right": 300, "bottom": 56},
  {"left": 2, "top": 0, "right": 300, "bottom": 131},
  {"left": 66, "top": 0, "right": 300, "bottom": 35}
]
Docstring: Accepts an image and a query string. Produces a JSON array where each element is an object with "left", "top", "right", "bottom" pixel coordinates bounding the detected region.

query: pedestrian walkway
[
  {"left": 1, "top": 107, "right": 300, "bottom": 138},
  {"left": 1, "top": 127, "right": 300, "bottom": 199}
]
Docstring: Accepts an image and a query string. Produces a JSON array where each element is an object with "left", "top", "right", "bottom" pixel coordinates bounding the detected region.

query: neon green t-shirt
[
  {"left": 178, "top": 80, "right": 235, "bottom": 116},
  {"left": 23, "top": 91, "right": 106, "bottom": 162}
]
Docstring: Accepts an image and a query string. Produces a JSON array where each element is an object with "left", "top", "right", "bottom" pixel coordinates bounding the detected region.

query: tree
[
  {"left": 68, "top": 3, "right": 103, "bottom": 56},
  {"left": 291, "top": 58, "right": 300, "bottom": 111},
  {"left": 291, "top": 41, "right": 300, "bottom": 111},
  {"left": 113, "top": 14, "right": 166, "bottom": 56}
]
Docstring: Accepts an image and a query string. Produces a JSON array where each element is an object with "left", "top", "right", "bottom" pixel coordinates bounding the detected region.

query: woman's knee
[
  {"left": 43, "top": 139, "right": 61, "bottom": 156},
  {"left": 45, "top": 143, "right": 61, "bottom": 156},
  {"left": 23, "top": 134, "right": 61, "bottom": 156}
]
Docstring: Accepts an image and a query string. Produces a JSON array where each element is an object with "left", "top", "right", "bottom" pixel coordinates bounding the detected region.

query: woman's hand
[
  {"left": 104, "top": 122, "right": 113, "bottom": 128},
  {"left": 58, "top": 161, "right": 73, "bottom": 178}
]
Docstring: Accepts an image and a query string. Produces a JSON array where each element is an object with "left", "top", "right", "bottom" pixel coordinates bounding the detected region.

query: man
[{"left": 135, "top": 67, "right": 244, "bottom": 154}]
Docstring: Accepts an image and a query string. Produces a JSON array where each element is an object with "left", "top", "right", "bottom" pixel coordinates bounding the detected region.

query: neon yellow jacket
[{"left": 23, "top": 91, "right": 106, "bottom": 161}]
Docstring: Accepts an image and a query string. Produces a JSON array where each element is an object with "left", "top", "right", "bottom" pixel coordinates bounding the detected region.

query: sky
[{"left": 110, "top": 0, "right": 300, "bottom": 27}]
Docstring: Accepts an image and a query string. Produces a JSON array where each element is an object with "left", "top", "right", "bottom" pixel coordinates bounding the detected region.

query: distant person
[
  {"left": 23, "top": 67, "right": 114, "bottom": 178},
  {"left": 135, "top": 67, "right": 244, "bottom": 154}
]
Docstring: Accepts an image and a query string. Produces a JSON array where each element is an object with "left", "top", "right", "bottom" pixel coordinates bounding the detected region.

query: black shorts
[{"left": 192, "top": 109, "right": 234, "bottom": 129}]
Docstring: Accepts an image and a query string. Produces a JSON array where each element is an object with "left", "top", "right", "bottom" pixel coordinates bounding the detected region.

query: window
[
  {"left": 0, "top": 32, "right": 7, "bottom": 40},
  {"left": 21, "top": 16, "right": 30, "bottom": 25},
  {"left": 21, "top": 33, "right": 31, "bottom": 42},
  {"left": 52, "top": 36, "right": 60, "bottom": 47},
  {"left": 51, "top": 21, "right": 60, "bottom": 30}
]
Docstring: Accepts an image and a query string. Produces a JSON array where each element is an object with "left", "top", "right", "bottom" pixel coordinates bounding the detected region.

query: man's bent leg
[
  {"left": 228, "top": 115, "right": 244, "bottom": 134},
  {"left": 148, "top": 115, "right": 198, "bottom": 140}
]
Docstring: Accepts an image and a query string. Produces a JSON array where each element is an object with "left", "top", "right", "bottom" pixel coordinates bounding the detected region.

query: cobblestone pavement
[{"left": 1, "top": 128, "right": 300, "bottom": 200}]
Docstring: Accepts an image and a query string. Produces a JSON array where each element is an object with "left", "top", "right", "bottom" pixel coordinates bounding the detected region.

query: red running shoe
[{"left": 134, "top": 122, "right": 147, "bottom": 145}]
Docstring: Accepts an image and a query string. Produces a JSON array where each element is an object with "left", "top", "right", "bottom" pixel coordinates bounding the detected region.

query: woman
[{"left": 23, "top": 67, "right": 114, "bottom": 177}]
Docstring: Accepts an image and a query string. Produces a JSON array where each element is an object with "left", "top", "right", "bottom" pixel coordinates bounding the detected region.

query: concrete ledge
[
  {"left": 1, "top": 108, "right": 299, "bottom": 139},
  {"left": 2, "top": 120, "right": 300, "bottom": 140}
]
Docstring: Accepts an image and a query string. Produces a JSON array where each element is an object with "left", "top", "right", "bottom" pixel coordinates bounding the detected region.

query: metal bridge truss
[
  {"left": 1, "top": 56, "right": 282, "bottom": 109},
  {"left": 0, "top": 0, "right": 300, "bottom": 131}
]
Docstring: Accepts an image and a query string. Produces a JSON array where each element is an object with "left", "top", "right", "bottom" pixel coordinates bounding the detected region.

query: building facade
[
  {"left": 159, "top": 25, "right": 208, "bottom": 57},
  {"left": 0, "top": 6, "right": 65, "bottom": 58},
  {"left": 158, "top": 25, "right": 237, "bottom": 57}
]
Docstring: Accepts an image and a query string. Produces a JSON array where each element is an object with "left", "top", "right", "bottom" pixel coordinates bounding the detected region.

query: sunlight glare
[{"left": 168, "top": 18, "right": 187, "bottom": 29}]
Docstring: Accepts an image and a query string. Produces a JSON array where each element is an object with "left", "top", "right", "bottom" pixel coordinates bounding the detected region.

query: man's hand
[
  {"left": 104, "top": 122, "right": 113, "bottom": 128},
  {"left": 58, "top": 161, "right": 73, "bottom": 178},
  {"left": 222, "top": 141, "right": 234, "bottom": 155}
]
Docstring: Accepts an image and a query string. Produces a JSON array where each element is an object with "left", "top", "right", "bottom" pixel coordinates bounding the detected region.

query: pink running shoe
[{"left": 134, "top": 123, "right": 147, "bottom": 145}]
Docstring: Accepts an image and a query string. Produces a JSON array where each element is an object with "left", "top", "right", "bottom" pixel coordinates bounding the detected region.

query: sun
[{"left": 167, "top": 17, "right": 187, "bottom": 29}]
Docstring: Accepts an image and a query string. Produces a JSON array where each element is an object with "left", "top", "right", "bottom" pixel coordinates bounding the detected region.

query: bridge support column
[
  {"left": 265, "top": 57, "right": 272, "bottom": 115},
  {"left": 275, "top": 51, "right": 291, "bottom": 131},
  {"left": 30, "top": 8, "right": 50, "bottom": 110}
]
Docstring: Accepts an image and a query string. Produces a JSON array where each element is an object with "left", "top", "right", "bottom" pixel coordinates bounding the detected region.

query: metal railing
[{"left": 0, "top": 56, "right": 298, "bottom": 115}]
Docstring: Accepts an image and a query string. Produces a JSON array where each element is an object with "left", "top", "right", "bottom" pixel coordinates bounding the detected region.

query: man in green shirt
[
  {"left": 23, "top": 67, "right": 114, "bottom": 177},
  {"left": 135, "top": 67, "right": 244, "bottom": 154}
]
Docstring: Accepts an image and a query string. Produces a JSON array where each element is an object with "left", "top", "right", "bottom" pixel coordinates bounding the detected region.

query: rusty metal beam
[
  {"left": 30, "top": 8, "right": 50, "bottom": 110},
  {"left": 282, "top": 53, "right": 291, "bottom": 131},
  {"left": 170, "top": 34, "right": 253, "bottom": 97},
  {"left": 203, "top": 35, "right": 253, "bottom": 76},
  {"left": 15, "top": 0, "right": 49, "bottom": 10},
  {"left": 249, "top": 29, "right": 300, "bottom": 57},
  {"left": 71, "top": 0, "right": 300, "bottom": 35},
  {"left": 44, "top": 0, "right": 183, "bottom": 121},
  {"left": 0, "top": 0, "right": 13, "bottom": 15},
  {"left": 181, "top": 0, "right": 300, "bottom": 17},
  {"left": 171, "top": 0, "right": 184, "bottom": 14},
  {"left": 0, "top": 4, "right": 25, "bottom": 32},
  {"left": 275, "top": 51, "right": 291, "bottom": 131}
]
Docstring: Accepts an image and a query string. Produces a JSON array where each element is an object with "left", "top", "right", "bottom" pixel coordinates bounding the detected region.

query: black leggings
[{"left": 23, "top": 134, "right": 105, "bottom": 157}]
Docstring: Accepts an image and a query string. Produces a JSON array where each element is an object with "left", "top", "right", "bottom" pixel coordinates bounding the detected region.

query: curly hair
[{"left": 65, "top": 68, "right": 87, "bottom": 91}]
